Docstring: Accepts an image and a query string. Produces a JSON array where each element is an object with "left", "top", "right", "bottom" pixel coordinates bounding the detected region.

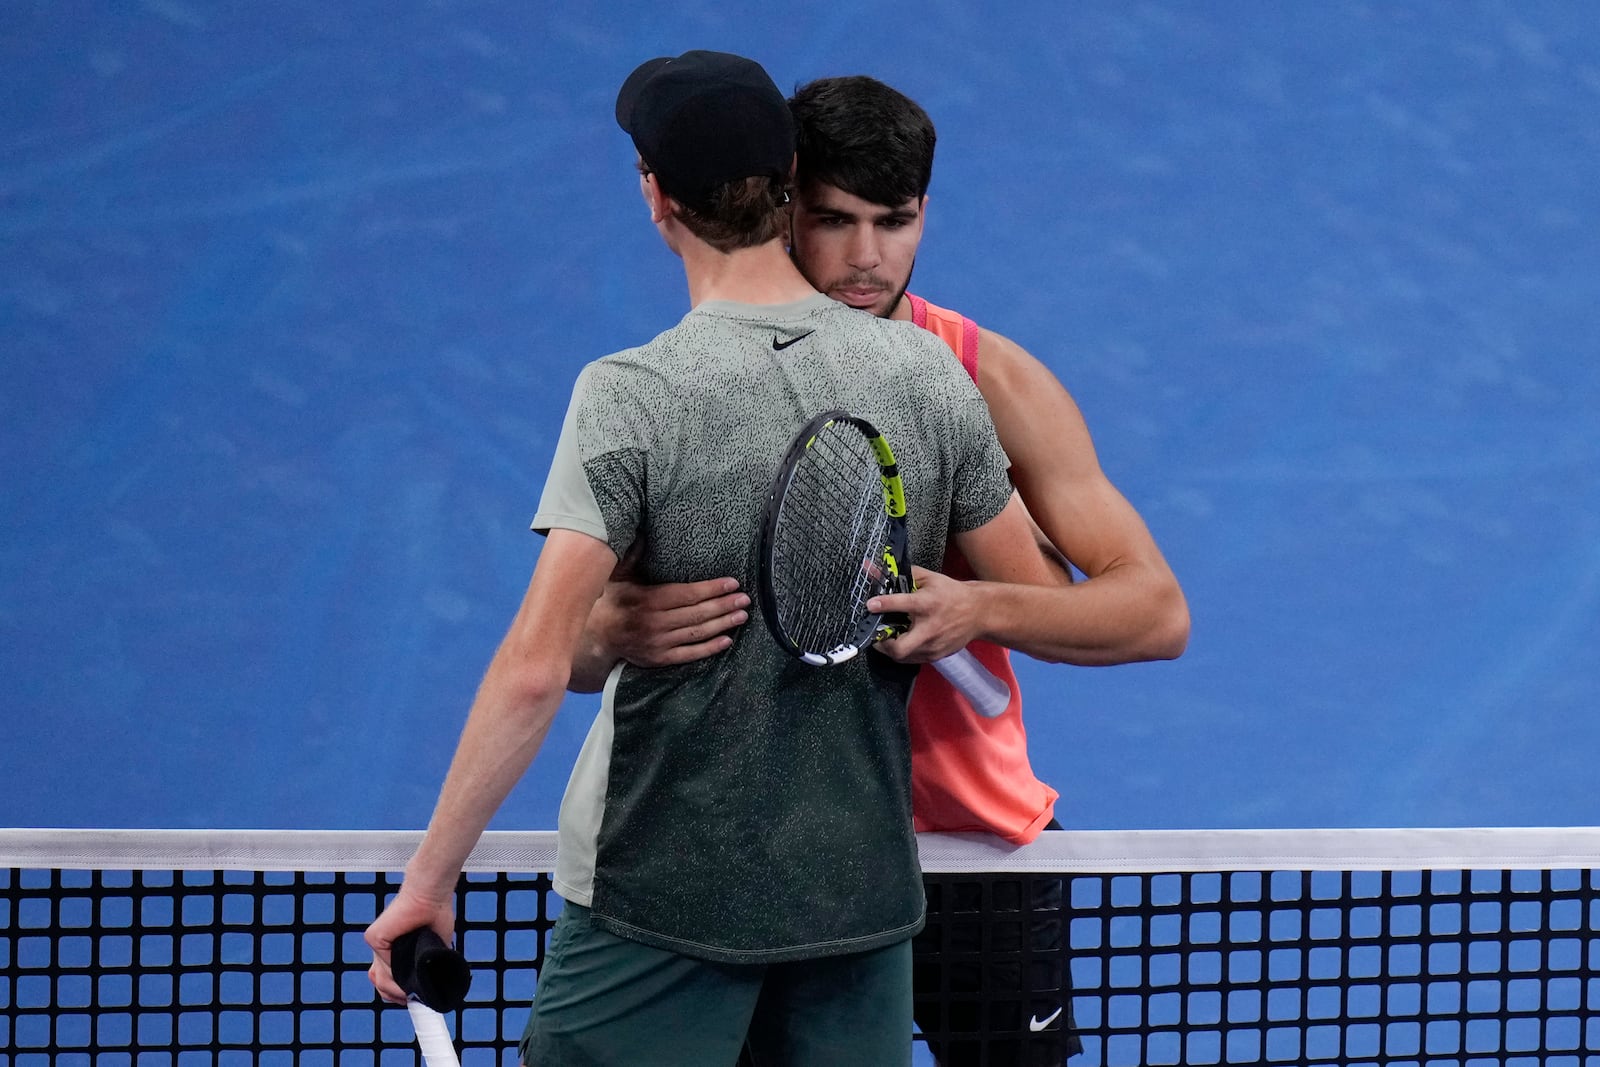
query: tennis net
[{"left": 3, "top": 827, "right": 1597, "bottom": 1065}]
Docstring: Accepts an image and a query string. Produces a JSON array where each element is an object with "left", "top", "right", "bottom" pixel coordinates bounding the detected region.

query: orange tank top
[{"left": 905, "top": 293, "right": 1060, "bottom": 844}]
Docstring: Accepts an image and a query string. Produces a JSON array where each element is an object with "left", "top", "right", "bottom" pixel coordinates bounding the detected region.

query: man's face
[{"left": 790, "top": 182, "right": 926, "bottom": 319}]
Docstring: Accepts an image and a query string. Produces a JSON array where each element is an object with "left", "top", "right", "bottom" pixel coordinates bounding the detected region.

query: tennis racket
[
  {"left": 757, "top": 409, "right": 1012, "bottom": 717},
  {"left": 390, "top": 926, "right": 471, "bottom": 1067}
]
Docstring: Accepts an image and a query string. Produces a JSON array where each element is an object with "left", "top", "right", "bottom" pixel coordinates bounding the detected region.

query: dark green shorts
[{"left": 519, "top": 903, "right": 913, "bottom": 1066}]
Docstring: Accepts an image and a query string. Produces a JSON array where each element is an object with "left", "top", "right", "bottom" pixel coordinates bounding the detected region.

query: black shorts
[{"left": 912, "top": 868, "right": 1082, "bottom": 1066}]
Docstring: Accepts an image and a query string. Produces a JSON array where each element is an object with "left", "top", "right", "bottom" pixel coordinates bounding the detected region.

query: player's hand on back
[
  {"left": 594, "top": 576, "right": 750, "bottom": 667},
  {"left": 867, "top": 567, "right": 982, "bottom": 663}
]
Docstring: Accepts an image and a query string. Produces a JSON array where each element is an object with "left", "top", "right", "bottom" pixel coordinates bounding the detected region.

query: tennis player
[
  {"left": 578, "top": 75, "right": 1191, "bottom": 1065},
  {"left": 364, "top": 51, "right": 1069, "bottom": 1066}
]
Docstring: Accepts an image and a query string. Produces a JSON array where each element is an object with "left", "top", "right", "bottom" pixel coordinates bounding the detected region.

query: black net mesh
[{"left": 3, "top": 850, "right": 1597, "bottom": 1064}]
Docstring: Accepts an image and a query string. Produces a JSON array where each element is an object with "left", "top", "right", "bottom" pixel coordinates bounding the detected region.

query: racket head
[{"left": 757, "top": 410, "right": 912, "bottom": 666}]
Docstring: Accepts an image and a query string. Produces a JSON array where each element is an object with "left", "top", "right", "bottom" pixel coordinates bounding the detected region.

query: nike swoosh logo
[
  {"left": 1029, "top": 1006, "right": 1064, "bottom": 1032},
  {"left": 772, "top": 331, "right": 814, "bottom": 351}
]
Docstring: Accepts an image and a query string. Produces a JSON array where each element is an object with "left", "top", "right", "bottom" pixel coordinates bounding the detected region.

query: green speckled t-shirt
[{"left": 533, "top": 293, "right": 1011, "bottom": 964}]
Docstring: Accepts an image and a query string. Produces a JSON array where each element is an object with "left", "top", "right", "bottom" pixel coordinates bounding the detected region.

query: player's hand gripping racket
[
  {"left": 757, "top": 410, "right": 1012, "bottom": 717},
  {"left": 390, "top": 927, "right": 471, "bottom": 1067}
]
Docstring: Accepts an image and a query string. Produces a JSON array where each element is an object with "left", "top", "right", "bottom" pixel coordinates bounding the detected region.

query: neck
[{"left": 678, "top": 237, "right": 819, "bottom": 309}]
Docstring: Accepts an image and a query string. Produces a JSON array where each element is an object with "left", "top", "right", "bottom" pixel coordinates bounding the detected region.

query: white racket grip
[
  {"left": 932, "top": 647, "right": 1011, "bottom": 718},
  {"left": 408, "top": 999, "right": 461, "bottom": 1067}
]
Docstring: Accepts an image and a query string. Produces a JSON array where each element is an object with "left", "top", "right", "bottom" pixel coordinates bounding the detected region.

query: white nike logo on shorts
[{"left": 1029, "top": 1006, "right": 1064, "bottom": 1032}]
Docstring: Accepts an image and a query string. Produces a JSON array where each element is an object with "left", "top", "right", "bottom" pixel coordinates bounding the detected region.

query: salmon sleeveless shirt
[{"left": 906, "top": 293, "right": 1060, "bottom": 844}]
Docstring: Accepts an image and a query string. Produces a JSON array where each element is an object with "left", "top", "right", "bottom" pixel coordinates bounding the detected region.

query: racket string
[{"left": 770, "top": 425, "right": 891, "bottom": 653}]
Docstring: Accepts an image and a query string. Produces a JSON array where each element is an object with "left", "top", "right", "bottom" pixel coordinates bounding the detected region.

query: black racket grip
[{"left": 390, "top": 927, "right": 471, "bottom": 1012}]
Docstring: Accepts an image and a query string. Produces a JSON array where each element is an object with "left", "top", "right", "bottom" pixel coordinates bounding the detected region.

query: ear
[{"left": 640, "top": 173, "right": 677, "bottom": 225}]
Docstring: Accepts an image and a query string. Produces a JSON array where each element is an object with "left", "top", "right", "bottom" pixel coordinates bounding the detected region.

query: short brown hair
[{"left": 673, "top": 174, "right": 794, "bottom": 253}]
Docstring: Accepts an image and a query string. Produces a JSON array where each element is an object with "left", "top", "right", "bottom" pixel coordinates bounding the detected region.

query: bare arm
[
  {"left": 365, "top": 529, "right": 617, "bottom": 1001},
  {"left": 871, "top": 329, "right": 1188, "bottom": 666},
  {"left": 572, "top": 328, "right": 1185, "bottom": 677},
  {"left": 969, "top": 328, "right": 1189, "bottom": 664}
]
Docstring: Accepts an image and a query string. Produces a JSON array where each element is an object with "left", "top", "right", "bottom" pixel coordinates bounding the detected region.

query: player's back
[
  {"left": 582, "top": 295, "right": 993, "bottom": 582},
  {"left": 539, "top": 291, "right": 1013, "bottom": 963}
]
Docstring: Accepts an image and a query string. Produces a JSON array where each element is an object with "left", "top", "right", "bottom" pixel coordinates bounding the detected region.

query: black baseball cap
[{"left": 615, "top": 50, "right": 794, "bottom": 213}]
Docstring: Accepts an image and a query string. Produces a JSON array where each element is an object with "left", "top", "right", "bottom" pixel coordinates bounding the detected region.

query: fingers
[
  {"left": 646, "top": 630, "right": 740, "bottom": 665},
  {"left": 870, "top": 633, "right": 920, "bottom": 663},
  {"left": 616, "top": 583, "right": 751, "bottom": 666},
  {"left": 867, "top": 568, "right": 979, "bottom": 662},
  {"left": 868, "top": 568, "right": 946, "bottom": 614},
  {"left": 908, "top": 566, "right": 961, "bottom": 595},
  {"left": 365, "top": 890, "right": 455, "bottom": 1007},
  {"left": 621, "top": 576, "right": 743, "bottom": 612},
  {"left": 657, "top": 590, "right": 750, "bottom": 639},
  {"left": 364, "top": 922, "right": 406, "bottom": 1003},
  {"left": 865, "top": 591, "right": 917, "bottom": 616},
  {"left": 656, "top": 588, "right": 742, "bottom": 630},
  {"left": 369, "top": 956, "right": 408, "bottom": 1005}
]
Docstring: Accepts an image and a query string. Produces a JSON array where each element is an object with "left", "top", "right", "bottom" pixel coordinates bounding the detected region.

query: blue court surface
[{"left": 3, "top": 2, "right": 1598, "bottom": 840}]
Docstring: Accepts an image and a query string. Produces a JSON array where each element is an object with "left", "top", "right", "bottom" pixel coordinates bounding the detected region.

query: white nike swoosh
[{"left": 1029, "top": 1006, "right": 1064, "bottom": 1032}]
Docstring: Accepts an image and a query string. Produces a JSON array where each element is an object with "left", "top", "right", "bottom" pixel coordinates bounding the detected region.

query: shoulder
[
  {"left": 972, "top": 324, "right": 1026, "bottom": 373},
  {"left": 818, "top": 301, "right": 957, "bottom": 364},
  {"left": 934, "top": 319, "right": 1100, "bottom": 478},
  {"left": 579, "top": 347, "right": 652, "bottom": 396},
  {"left": 904, "top": 293, "right": 965, "bottom": 330},
  {"left": 970, "top": 324, "right": 1076, "bottom": 402},
  {"left": 587, "top": 318, "right": 704, "bottom": 382},
  {"left": 901, "top": 292, "right": 1058, "bottom": 390},
  {"left": 595, "top": 306, "right": 742, "bottom": 371},
  {"left": 573, "top": 345, "right": 684, "bottom": 436},
  {"left": 889, "top": 317, "right": 983, "bottom": 383}
]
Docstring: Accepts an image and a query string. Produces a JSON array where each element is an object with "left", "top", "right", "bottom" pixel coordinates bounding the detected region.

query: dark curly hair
[{"left": 788, "top": 76, "right": 936, "bottom": 207}]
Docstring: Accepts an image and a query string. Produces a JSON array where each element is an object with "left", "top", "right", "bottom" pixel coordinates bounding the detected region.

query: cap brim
[{"left": 615, "top": 56, "right": 674, "bottom": 132}]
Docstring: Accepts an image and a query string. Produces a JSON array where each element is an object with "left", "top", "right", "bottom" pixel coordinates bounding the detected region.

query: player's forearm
[
  {"left": 968, "top": 563, "right": 1189, "bottom": 665},
  {"left": 405, "top": 528, "right": 615, "bottom": 899},
  {"left": 405, "top": 655, "right": 569, "bottom": 899}
]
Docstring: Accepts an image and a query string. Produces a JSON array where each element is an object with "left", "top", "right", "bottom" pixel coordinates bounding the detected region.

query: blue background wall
[{"left": 4, "top": 2, "right": 1598, "bottom": 833}]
